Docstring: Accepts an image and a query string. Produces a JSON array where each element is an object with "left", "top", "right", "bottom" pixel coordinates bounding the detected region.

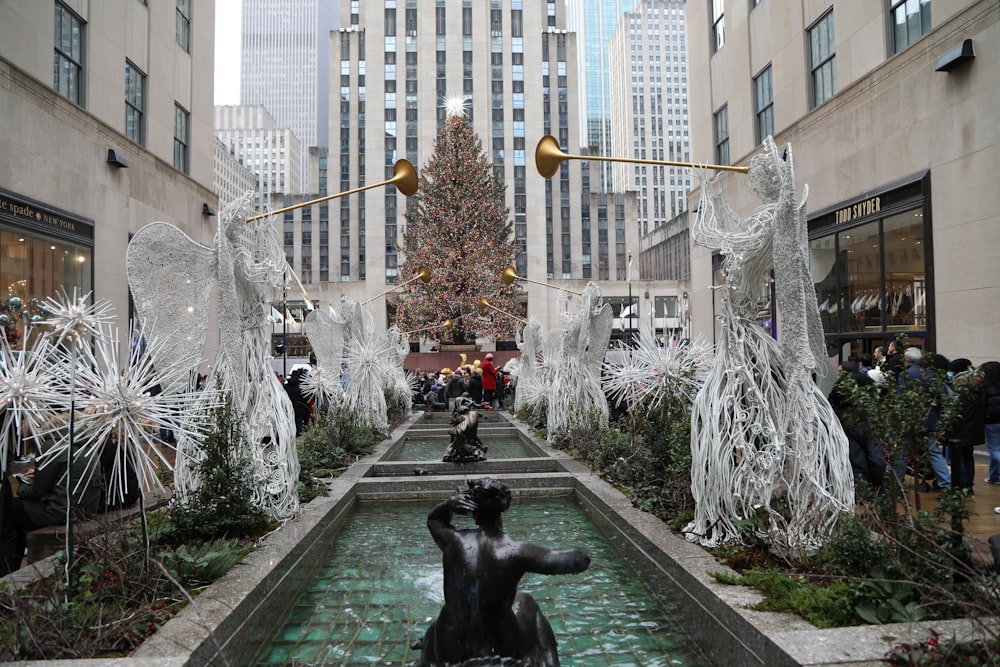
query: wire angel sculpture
[
  {"left": 335, "top": 296, "right": 398, "bottom": 435},
  {"left": 511, "top": 317, "right": 545, "bottom": 415},
  {"left": 541, "top": 282, "right": 613, "bottom": 438},
  {"left": 302, "top": 308, "right": 346, "bottom": 410},
  {"left": 126, "top": 191, "right": 300, "bottom": 521},
  {"left": 685, "top": 138, "right": 854, "bottom": 553},
  {"left": 603, "top": 316, "right": 713, "bottom": 415}
]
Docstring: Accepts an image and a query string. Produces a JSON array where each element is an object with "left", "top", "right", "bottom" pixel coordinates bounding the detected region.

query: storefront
[
  {"left": 0, "top": 188, "right": 94, "bottom": 344},
  {"left": 808, "top": 172, "right": 932, "bottom": 363}
]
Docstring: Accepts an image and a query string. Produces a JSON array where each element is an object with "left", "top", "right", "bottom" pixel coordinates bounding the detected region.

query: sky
[{"left": 214, "top": 0, "right": 241, "bottom": 105}]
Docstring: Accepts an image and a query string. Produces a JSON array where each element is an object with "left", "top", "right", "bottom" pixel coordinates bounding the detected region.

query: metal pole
[
  {"left": 627, "top": 252, "right": 634, "bottom": 347},
  {"left": 282, "top": 280, "right": 288, "bottom": 379}
]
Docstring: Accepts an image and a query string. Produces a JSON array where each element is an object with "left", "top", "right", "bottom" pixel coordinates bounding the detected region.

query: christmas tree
[{"left": 394, "top": 101, "right": 523, "bottom": 344}]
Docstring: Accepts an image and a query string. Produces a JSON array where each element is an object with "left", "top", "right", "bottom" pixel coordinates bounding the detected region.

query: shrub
[
  {"left": 0, "top": 518, "right": 251, "bottom": 660},
  {"left": 169, "top": 392, "right": 269, "bottom": 541}
]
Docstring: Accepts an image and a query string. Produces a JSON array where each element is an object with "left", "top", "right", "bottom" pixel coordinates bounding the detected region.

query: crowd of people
[
  {"left": 413, "top": 353, "right": 510, "bottom": 413},
  {"left": 829, "top": 338, "right": 1000, "bottom": 504}
]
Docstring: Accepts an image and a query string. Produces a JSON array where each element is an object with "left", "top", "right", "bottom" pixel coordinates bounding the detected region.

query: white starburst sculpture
[
  {"left": 34, "top": 321, "right": 218, "bottom": 507},
  {"left": 0, "top": 326, "right": 58, "bottom": 465},
  {"left": 685, "top": 138, "right": 854, "bottom": 552},
  {"left": 603, "top": 318, "right": 713, "bottom": 414},
  {"left": 126, "top": 191, "right": 300, "bottom": 521}
]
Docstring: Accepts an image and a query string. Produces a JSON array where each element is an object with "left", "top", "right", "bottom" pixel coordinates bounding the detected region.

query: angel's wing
[
  {"left": 126, "top": 221, "right": 216, "bottom": 393},
  {"left": 304, "top": 309, "right": 344, "bottom": 373},
  {"left": 583, "top": 303, "right": 614, "bottom": 368}
]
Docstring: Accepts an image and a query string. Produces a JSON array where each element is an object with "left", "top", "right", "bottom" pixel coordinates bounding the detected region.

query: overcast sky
[{"left": 214, "top": 0, "right": 241, "bottom": 105}]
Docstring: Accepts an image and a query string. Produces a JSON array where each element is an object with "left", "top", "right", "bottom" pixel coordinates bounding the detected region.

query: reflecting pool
[{"left": 255, "top": 497, "right": 707, "bottom": 666}]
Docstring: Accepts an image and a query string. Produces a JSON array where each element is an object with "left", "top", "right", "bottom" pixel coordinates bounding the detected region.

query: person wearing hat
[{"left": 481, "top": 353, "right": 498, "bottom": 410}]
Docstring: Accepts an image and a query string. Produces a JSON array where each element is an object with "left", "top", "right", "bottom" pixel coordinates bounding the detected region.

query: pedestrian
[
  {"left": 481, "top": 353, "right": 498, "bottom": 409},
  {"left": 945, "top": 358, "right": 983, "bottom": 492},
  {"left": 981, "top": 361, "right": 1000, "bottom": 485}
]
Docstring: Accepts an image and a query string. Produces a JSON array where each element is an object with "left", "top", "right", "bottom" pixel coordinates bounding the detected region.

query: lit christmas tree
[{"left": 394, "top": 99, "right": 523, "bottom": 344}]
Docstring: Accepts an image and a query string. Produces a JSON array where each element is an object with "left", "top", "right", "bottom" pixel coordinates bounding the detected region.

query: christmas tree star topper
[{"left": 443, "top": 94, "right": 468, "bottom": 119}]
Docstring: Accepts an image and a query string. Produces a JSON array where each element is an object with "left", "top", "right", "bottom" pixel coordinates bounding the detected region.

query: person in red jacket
[{"left": 481, "top": 353, "right": 498, "bottom": 409}]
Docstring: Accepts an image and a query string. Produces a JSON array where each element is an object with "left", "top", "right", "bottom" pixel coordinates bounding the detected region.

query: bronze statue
[
  {"left": 444, "top": 396, "right": 487, "bottom": 462},
  {"left": 413, "top": 478, "right": 591, "bottom": 666}
]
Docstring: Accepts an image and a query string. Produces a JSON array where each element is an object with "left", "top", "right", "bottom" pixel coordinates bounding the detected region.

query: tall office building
[
  {"left": 685, "top": 0, "right": 998, "bottom": 363},
  {"left": 566, "top": 0, "right": 637, "bottom": 192},
  {"left": 609, "top": 0, "right": 690, "bottom": 237},
  {"left": 214, "top": 105, "right": 304, "bottom": 212},
  {"left": 317, "top": 0, "right": 642, "bottom": 335},
  {"left": 213, "top": 136, "right": 258, "bottom": 210},
  {"left": 240, "top": 0, "right": 318, "bottom": 193},
  {"left": 0, "top": 1, "right": 217, "bottom": 344}
]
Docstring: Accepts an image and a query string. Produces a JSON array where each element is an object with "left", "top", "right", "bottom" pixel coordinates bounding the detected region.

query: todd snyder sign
[
  {"left": 0, "top": 188, "right": 94, "bottom": 243},
  {"left": 834, "top": 196, "right": 881, "bottom": 225}
]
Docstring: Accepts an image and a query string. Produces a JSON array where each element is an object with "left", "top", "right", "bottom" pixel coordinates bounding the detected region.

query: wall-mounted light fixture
[
  {"left": 106, "top": 149, "right": 129, "bottom": 168},
  {"left": 936, "top": 38, "right": 975, "bottom": 72},
  {"left": 202, "top": 203, "right": 216, "bottom": 216}
]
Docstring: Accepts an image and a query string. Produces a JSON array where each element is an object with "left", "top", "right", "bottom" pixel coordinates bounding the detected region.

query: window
[
  {"left": 125, "top": 61, "right": 145, "bottom": 144},
  {"left": 53, "top": 2, "right": 84, "bottom": 104},
  {"left": 808, "top": 11, "right": 836, "bottom": 108},
  {"left": 711, "top": 0, "right": 725, "bottom": 52},
  {"left": 753, "top": 65, "right": 773, "bottom": 144},
  {"left": 888, "top": 0, "right": 930, "bottom": 54},
  {"left": 176, "top": 0, "right": 191, "bottom": 52},
  {"left": 173, "top": 103, "right": 189, "bottom": 173},
  {"left": 714, "top": 105, "right": 729, "bottom": 165}
]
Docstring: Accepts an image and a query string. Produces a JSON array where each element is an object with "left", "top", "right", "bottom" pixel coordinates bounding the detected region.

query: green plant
[
  {"left": 852, "top": 570, "right": 926, "bottom": 624},
  {"left": 711, "top": 568, "right": 858, "bottom": 628},
  {"left": 155, "top": 538, "right": 254, "bottom": 589},
  {"left": 169, "top": 391, "right": 269, "bottom": 541},
  {"left": 0, "top": 516, "right": 249, "bottom": 660}
]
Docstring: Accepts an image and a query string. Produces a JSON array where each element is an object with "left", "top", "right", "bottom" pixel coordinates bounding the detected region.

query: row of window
[
  {"left": 711, "top": 2, "right": 929, "bottom": 163},
  {"left": 53, "top": 1, "right": 192, "bottom": 173}
]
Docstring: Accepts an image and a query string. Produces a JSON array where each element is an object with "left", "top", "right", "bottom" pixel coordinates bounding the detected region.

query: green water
[
  {"left": 385, "top": 434, "right": 534, "bottom": 461},
  {"left": 255, "top": 498, "right": 706, "bottom": 666}
]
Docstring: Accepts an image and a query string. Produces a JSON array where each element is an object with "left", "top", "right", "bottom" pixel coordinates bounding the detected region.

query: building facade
[
  {"left": 240, "top": 0, "right": 318, "bottom": 193},
  {"left": 213, "top": 136, "right": 258, "bottom": 210},
  {"left": 0, "top": 0, "right": 217, "bottom": 350},
  {"left": 609, "top": 0, "right": 691, "bottom": 236},
  {"left": 214, "top": 104, "right": 303, "bottom": 211},
  {"left": 686, "top": 0, "right": 999, "bottom": 365}
]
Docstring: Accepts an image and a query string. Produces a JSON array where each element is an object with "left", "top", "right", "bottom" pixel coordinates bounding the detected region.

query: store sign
[
  {"left": 0, "top": 188, "right": 93, "bottom": 242},
  {"left": 834, "top": 196, "right": 881, "bottom": 225}
]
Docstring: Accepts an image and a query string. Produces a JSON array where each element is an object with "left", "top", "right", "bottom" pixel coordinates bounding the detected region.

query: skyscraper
[
  {"left": 214, "top": 105, "right": 303, "bottom": 211},
  {"left": 315, "top": 0, "right": 637, "bottom": 333},
  {"left": 566, "top": 0, "right": 637, "bottom": 192},
  {"left": 240, "top": 0, "right": 318, "bottom": 193},
  {"left": 609, "top": 0, "right": 690, "bottom": 236}
]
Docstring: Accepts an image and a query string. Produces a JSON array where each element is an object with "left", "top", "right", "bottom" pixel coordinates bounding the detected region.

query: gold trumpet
[
  {"left": 361, "top": 266, "right": 432, "bottom": 305},
  {"left": 403, "top": 318, "right": 453, "bottom": 337},
  {"left": 247, "top": 159, "right": 419, "bottom": 223},
  {"left": 477, "top": 297, "right": 527, "bottom": 325},
  {"left": 501, "top": 266, "right": 581, "bottom": 296},
  {"left": 534, "top": 135, "right": 749, "bottom": 178}
]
